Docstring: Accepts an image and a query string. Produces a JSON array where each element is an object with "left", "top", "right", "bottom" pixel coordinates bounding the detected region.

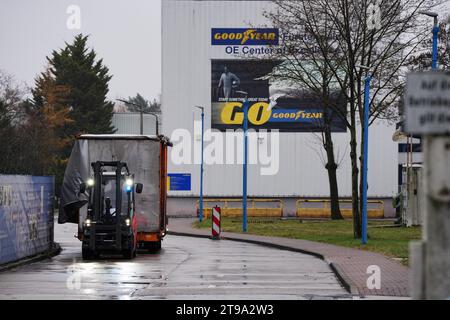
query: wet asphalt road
[{"left": 0, "top": 223, "right": 350, "bottom": 300}]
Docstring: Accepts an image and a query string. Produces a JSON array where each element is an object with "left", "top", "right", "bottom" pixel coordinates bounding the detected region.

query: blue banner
[
  {"left": 0, "top": 175, "right": 54, "bottom": 265},
  {"left": 212, "top": 28, "right": 279, "bottom": 46}
]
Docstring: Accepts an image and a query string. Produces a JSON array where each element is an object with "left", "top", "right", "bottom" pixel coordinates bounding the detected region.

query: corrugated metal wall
[
  {"left": 113, "top": 113, "right": 158, "bottom": 135},
  {"left": 162, "top": 0, "right": 398, "bottom": 198},
  {"left": 0, "top": 175, "right": 54, "bottom": 265}
]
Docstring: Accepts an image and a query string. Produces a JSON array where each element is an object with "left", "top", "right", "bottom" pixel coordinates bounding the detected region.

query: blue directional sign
[{"left": 168, "top": 173, "right": 191, "bottom": 191}]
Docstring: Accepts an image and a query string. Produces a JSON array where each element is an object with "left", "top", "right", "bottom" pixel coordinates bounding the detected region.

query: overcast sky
[{"left": 0, "top": 0, "right": 161, "bottom": 101}]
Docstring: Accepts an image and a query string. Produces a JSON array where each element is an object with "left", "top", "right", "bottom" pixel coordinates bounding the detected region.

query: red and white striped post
[{"left": 211, "top": 206, "right": 221, "bottom": 240}]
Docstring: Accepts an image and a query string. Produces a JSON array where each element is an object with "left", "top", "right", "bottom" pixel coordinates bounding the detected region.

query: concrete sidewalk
[{"left": 168, "top": 218, "right": 410, "bottom": 298}]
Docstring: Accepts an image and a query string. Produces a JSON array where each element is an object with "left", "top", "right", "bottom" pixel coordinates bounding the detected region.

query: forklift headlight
[
  {"left": 86, "top": 178, "right": 94, "bottom": 187},
  {"left": 125, "top": 178, "right": 133, "bottom": 186},
  {"left": 84, "top": 219, "right": 91, "bottom": 227},
  {"left": 125, "top": 218, "right": 131, "bottom": 227}
]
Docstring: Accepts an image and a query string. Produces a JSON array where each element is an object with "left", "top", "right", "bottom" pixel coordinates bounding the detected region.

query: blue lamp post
[
  {"left": 236, "top": 91, "right": 249, "bottom": 233},
  {"left": 356, "top": 65, "right": 372, "bottom": 245},
  {"left": 419, "top": 11, "right": 439, "bottom": 70},
  {"left": 195, "top": 106, "right": 205, "bottom": 222},
  {"left": 242, "top": 99, "right": 249, "bottom": 233},
  {"left": 432, "top": 24, "right": 439, "bottom": 70},
  {"left": 362, "top": 74, "right": 372, "bottom": 245}
]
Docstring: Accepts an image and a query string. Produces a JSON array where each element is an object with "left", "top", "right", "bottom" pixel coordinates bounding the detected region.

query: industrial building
[
  {"left": 112, "top": 113, "right": 158, "bottom": 135},
  {"left": 160, "top": 0, "right": 399, "bottom": 217}
]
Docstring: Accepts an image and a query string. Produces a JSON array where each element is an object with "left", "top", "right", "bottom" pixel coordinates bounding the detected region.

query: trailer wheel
[{"left": 147, "top": 240, "right": 161, "bottom": 253}]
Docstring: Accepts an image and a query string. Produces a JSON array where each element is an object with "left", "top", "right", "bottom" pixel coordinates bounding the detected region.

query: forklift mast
[{"left": 90, "top": 161, "right": 130, "bottom": 252}]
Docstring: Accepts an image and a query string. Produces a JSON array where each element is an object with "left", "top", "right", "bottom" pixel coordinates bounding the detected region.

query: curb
[
  {"left": 0, "top": 242, "right": 62, "bottom": 273},
  {"left": 168, "top": 230, "right": 358, "bottom": 295},
  {"left": 328, "top": 261, "right": 359, "bottom": 295}
]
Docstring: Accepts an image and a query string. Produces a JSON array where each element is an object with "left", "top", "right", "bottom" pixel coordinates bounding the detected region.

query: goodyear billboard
[
  {"left": 212, "top": 28, "right": 279, "bottom": 46},
  {"left": 211, "top": 59, "right": 347, "bottom": 132}
]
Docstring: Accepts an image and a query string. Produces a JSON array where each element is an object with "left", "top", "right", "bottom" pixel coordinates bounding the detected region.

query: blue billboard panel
[
  {"left": 212, "top": 28, "right": 279, "bottom": 46},
  {"left": 168, "top": 173, "right": 191, "bottom": 191},
  {"left": 0, "top": 175, "right": 54, "bottom": 264}
]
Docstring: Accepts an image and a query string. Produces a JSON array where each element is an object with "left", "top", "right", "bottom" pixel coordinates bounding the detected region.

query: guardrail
[
  {"left": 196, "top": 199, "right": 284, "bottom": 218},
  {"left": 296, "top": 199, "right": 385, "bottom": 219}
]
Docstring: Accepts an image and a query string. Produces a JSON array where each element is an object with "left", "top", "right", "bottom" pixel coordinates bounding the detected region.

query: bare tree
[
  {"left": 0, "top": 70, "right": 28, "bottom": 173},
  {"left": 264, "top": 0, "right": 442, "bottom": 237},
  {"left": 255, "top": 7, "right": 348, "bottom": 220},
  {"left": 409, "top": 21, "right": 450, "bottom": 71},
  {"left": 0, "top": 69, "right": 73, "bottom": 183}
]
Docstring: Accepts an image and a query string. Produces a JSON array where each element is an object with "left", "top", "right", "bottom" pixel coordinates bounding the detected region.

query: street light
[
  {"left": 418, "top": 11, "right": 439, "bottom": 70},
  {"left": 356, "top": 65, "right": 372, "bottom": 245},
  {"left": 194, "top": 106, "right": 205, "bottom": 223},
  {"left": 116, "top": 99, "right": 159, "bottom": 135},
  {"left": 236, "top": 90, "right": 249, "bottom": 233}
]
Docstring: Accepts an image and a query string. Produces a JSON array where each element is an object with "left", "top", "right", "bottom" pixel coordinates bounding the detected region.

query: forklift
[{"left": 79, "top": 161, "right": 143, "bottom": 260}]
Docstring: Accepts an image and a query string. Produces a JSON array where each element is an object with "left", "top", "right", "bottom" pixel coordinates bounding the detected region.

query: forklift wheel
[
  {"left": 122, "top": 249, "right": 135, "bottom": 260},
  {"left": 82, "top": 248, "right": 94, "bottom": 260}
]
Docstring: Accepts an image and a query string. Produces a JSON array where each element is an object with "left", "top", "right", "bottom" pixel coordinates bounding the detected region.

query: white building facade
[{"left": 161, "top": 0, "right": 399, "bottom": 216}]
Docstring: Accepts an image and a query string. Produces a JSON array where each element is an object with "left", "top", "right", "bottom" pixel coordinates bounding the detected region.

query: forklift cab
[{"left": 80, "top": 161, "right": 143, "bottom": 260}]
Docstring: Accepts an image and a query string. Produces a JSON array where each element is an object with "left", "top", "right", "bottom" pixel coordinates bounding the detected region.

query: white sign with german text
[{"left": 405, "top": 72, "right": 450, "bottom": 135}]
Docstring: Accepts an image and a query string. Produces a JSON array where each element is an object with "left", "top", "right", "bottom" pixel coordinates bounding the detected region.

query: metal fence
[{"left": 0, "top": 175, "right": 55, "bottom": 265}]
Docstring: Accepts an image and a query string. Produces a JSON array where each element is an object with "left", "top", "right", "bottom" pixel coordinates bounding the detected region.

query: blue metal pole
[
  {"left": 362, "top": 75, "right": 372, "bottom": 245},
  {"left": 432, "top": 24, "right": 439, "bottom": 70},
  {"left": 199, "top": 110, "right": 204, "bottom": 222},
  {"left": 242, "top": 100, "right": 249, "bottom": 233}
]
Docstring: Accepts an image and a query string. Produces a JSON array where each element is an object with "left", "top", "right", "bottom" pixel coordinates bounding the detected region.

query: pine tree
[
  {"left": 126, "top": 93, "right": 161, "bottom": 114},
  {"left": 34, "top": 34, "right": 115, "bottom": 136}
]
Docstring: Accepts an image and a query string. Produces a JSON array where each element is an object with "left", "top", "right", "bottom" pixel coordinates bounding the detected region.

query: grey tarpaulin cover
[{"left": 59, "top": 135, "right": 162, "bottom": 234}]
